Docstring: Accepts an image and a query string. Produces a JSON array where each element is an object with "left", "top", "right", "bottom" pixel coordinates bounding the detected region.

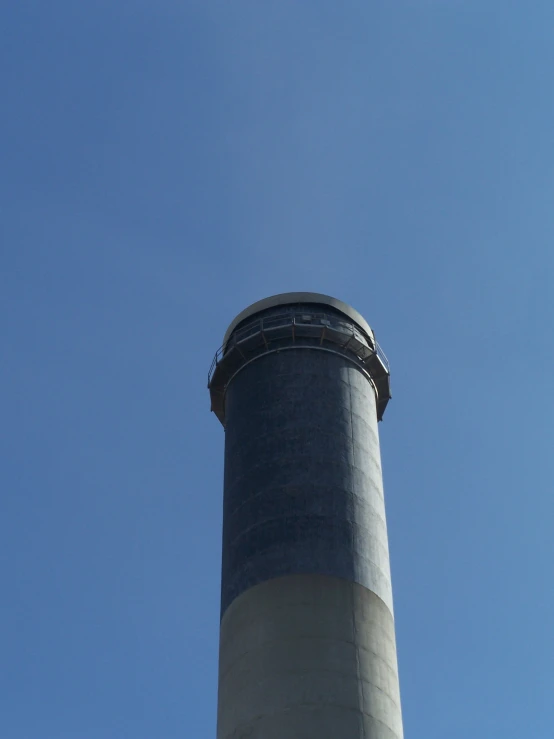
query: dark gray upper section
[{"left": 220, "top": 347, "right": 393, "bottom": 618}]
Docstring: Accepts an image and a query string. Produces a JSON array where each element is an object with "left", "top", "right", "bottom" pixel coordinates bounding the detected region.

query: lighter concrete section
[{"left": 217, "top": 574, "right": 403, "bottom": 739}]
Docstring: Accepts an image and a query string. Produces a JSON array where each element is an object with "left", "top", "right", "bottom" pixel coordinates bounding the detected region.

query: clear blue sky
[{"left": 2, "top": 2, "right": 553, "bottom": 737}]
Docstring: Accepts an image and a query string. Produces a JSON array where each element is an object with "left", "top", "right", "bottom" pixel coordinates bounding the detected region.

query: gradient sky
[{"left": 2, "top": 2, "right": 554, "bottom": 738}]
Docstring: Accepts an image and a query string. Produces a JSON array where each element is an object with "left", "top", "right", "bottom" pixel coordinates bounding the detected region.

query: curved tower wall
[{"left": 208, "top": 293, "right": 403, "bottom": 739}]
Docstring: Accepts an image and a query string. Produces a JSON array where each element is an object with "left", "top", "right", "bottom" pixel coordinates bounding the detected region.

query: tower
[{"left": 208, "top": 293, "right": 403, "bottom": 739}]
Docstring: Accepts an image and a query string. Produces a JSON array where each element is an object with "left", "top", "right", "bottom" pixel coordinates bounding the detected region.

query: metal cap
[{"left": 223, "top": 292, "right": 374, "bottom": 347}]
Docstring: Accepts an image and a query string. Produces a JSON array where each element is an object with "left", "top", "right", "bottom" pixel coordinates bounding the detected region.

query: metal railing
[
  {"left": 375, "top": 341, "right": 389, "bottom": 373},
  {"left": 208, "top": 310, "right": 389, "bottom": 387}
]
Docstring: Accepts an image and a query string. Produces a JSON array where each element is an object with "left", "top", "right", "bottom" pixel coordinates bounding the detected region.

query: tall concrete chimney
[{"left": 208, "top": 293, "right": 403, "bottom": 739}]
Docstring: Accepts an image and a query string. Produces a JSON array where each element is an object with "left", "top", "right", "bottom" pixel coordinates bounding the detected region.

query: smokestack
[{"left": 208, "top": 293, "right": 403, "bottom": 739}]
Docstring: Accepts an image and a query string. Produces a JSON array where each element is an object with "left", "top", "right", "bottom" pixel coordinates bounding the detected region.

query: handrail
[
  {"left": 208, "top": 310, "right": 389, "bottom": 387},
  {"left": 375, "top": 341, "right": 389, "bottom": 372}
]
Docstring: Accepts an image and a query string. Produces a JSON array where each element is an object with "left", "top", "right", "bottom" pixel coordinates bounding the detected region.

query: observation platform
[{"left": 208, "top": 293, "right": 391, "bottom": 426}]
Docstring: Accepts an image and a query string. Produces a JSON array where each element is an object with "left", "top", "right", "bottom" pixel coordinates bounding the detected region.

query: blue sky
[{"left": 2, "top": 2, "right": 554, "bottom": 737}]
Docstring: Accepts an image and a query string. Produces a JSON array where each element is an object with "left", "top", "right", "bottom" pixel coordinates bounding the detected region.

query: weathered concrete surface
[{"left": 217, "top": 574, "right": 403, "bottom": 739}]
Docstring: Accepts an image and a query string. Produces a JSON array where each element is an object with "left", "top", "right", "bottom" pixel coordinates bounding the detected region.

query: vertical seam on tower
[{"left": 348, "top": 370, "right": 366, "bottom": 736}]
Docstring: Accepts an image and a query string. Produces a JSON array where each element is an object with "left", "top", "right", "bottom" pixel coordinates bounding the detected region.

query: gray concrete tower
[{"left": 208, "top": 293, "right": 403, "bottom": 739}]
